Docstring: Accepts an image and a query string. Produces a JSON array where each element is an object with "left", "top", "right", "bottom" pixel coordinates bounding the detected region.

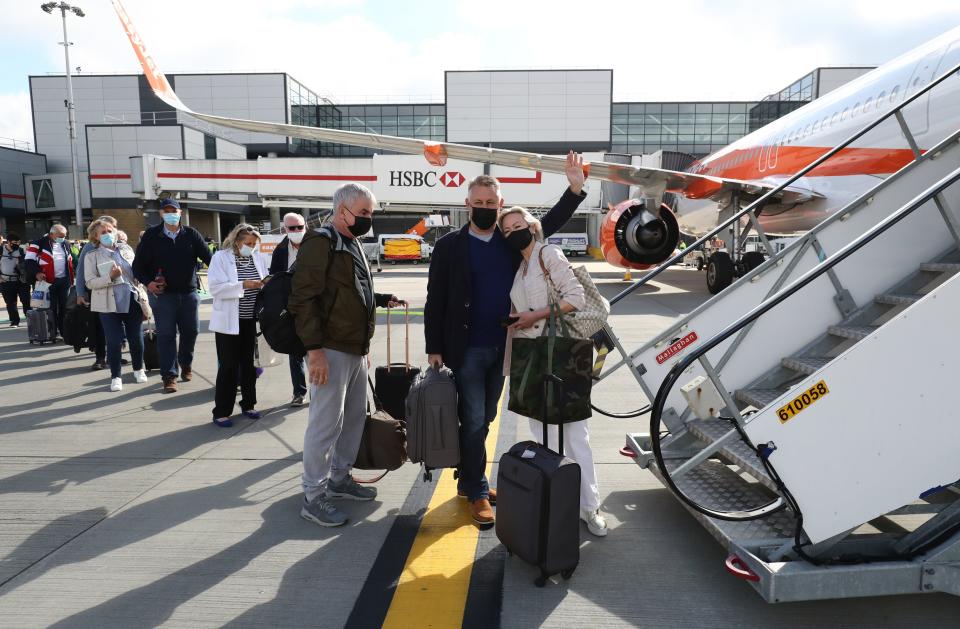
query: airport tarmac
[{"left": 1, "top": 261, "right": 959, "bottom": 628}]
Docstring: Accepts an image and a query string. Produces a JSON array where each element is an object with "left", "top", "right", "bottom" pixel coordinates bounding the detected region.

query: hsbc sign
[{"left": 388, "top": 170, "right": 466, "bottom": 188}]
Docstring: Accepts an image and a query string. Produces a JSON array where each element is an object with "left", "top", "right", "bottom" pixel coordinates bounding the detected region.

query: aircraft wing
[{"left": 112, "top": 0, "right": 819, "bottom": 205}]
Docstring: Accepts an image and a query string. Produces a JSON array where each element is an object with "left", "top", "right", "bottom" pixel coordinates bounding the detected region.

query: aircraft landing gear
[{"left": 706, "top": 251, "right": 735, "bottom": 294}]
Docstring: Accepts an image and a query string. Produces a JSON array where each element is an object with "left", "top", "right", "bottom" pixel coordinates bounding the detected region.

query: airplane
[{"left": 111, "top": 0, "right": 960, "bottom": 293}]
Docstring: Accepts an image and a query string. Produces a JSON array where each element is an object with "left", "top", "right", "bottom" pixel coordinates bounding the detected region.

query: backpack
[{"left": 255, "top": 227, "right": 333, "bottom": 355}]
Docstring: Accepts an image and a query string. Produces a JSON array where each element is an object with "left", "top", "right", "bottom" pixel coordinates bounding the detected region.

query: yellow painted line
[{"left": 382, "top": 396, "right": 503, "bottom": 629}]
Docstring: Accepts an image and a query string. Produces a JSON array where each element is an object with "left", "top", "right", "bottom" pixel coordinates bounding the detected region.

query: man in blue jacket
[
  {"left": 424, "top": 152, "right": 587, "bottom": 525},
  {"left": 133, "top": 199, "right": 212, "bottom": 393}
]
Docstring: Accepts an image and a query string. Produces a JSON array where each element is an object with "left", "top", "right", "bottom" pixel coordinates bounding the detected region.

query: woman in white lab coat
[{"left": 207, "top": 223, "right": 267, "bottom": 427}]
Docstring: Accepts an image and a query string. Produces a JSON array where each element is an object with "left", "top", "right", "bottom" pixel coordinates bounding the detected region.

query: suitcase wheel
[
  {"left": 561, "top": 567, "right": 576, "bottom": 580},
  {"left": 534, "top": 574, "right": 548, "bottom": 588}
]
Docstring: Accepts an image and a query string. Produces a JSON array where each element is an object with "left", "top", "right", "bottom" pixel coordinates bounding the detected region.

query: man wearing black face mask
[
  {"left": 424, "top": 151, "right": 587, "bottom": 526},
  {"left": 289, "top": 183, "right": 405, "bottom": 527}
]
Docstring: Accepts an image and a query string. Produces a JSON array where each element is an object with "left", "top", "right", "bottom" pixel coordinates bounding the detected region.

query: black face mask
[
  {"left": 505, "top": 228, "right": 533, "bottom": 252},
  {"left": 471, "top": 206, "right": 498, "bottom": 230},
  {"left": 347, "top": 214, "right": 372, "bottom": 238}
]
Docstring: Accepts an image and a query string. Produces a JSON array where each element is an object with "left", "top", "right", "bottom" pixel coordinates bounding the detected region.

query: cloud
[{"left": 0, "top": 92, "right": 34, "bottom": 149}]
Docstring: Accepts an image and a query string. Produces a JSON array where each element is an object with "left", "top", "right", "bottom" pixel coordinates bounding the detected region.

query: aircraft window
[
  {"left": 804, "top": 123, "right": 811, "bottom": 137},
  {"left": 830, "top": 112, "right": 839, "bottom": 126},
  {"left": 863, "top": 96, "right": 873, "bottom": 112},
  {"left": 889, "top": 85, "right": 900, "bottom": 103},
  {"left": 841, "top": 107, "right": 849, "bottom": 121},
  {"left": 877, "top": 91, "right": 886, "bottom": 108},
  {"left": 852, "top": 103, "right": 860, "bottom": 117},
  {"left": 823, "top": 115, "right": 830, "bottom": 128}
]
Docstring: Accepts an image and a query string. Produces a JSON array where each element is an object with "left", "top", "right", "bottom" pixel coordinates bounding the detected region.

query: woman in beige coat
[
  {"left": 499, "top": 206, "right": 608, "bottom": 537},
  {"left": 84, "top": 220, "right": 152, "bottom": 392}
]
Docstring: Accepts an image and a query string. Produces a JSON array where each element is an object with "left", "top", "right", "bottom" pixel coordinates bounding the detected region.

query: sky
[{"left": 1, "top": 0, "right": 959, "bottom": 148}]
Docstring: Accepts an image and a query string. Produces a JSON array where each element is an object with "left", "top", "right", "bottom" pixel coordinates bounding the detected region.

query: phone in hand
[{"left": 500, "top": 315, "right": 520, "bottom": 328}]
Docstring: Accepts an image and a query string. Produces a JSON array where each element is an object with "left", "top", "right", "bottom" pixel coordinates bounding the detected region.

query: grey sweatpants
[{"left": 301, "top": 348, "right": 368, "bottom": 501}]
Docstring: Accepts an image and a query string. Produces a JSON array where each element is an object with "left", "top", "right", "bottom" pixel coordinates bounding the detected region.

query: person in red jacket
[{"left": 25, "top": 224, "right": 75, "bottom": 339}]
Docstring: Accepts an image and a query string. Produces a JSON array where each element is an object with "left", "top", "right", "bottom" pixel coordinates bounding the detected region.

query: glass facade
[
  {"left": 748, "top": 70, "right": 816, "bottom": 132},
  {"left": 288, "top": 75, "right": 340, "bottom": 155},
  {"left": 611, "top": 102, "right": 755, "bottom": 157},
  {"left": 296, "top": 104, "right": 446, "bottom": 157}
]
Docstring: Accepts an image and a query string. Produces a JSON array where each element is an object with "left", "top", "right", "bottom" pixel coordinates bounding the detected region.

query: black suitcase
[
  {"left": 496, "top": 399, "right": 581, "bottom": 586},
  {"left": 142, "top": 321, "right": 160, "bottom": 371},
  {"left": 374, "top": 306, "right": 420, "bottom": 421},
  {"left": 27, "top": 308, "right": 57, "bottom": 344},
  {"left": 62, "top": 286, "right": 90, "bottom": 353}
]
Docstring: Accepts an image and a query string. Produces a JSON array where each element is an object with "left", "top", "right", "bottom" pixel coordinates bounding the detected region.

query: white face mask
[
  {"left": 239, "top": 244, "right": 255, "bottom": 257},
  {"left": 287, "top": 231, "right": 305, "bottom": 244}
]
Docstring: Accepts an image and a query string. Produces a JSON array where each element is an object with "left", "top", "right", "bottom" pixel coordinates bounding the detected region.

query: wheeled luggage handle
[
  {"left": 541, "top": 374, "right": 565, "bottom": 457},
  {"left": 385, "top": 304, "right": 413, "bottom": 371}
]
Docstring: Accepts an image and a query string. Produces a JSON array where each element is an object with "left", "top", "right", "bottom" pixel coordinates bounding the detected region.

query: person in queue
[
  {"left": 288, "top": 182, "right": 404, "bottom": 528},
  {"left": 84, "top": 220, "right": 152, "bottom": 392},
  {"left": 268, "top": 212, "right": 309, "bottom": 407},
  {"left": 423, "top": 152, "right": 587, "bottom": 526},
  {"left": 133, "top": 199, "right": 212, "bottom": 393},
  {"left": 25, "top": 224, "right": 74, "bottom": 341},
  {"left": 76, "top": 215, "right": 118, "bottom": 370},
  {"left": 0, "top": 233, "right": 31, "bottom": 327},
  {"left": 207, "top": 223, "right": 267, "bottom": 427},
  {"left": 498, "top": 206, "right": 607, "bottom": 537}
]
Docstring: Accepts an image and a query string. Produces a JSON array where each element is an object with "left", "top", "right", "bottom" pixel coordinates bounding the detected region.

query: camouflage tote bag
[{"left": 508, "top": 303, "right": 594, "bottom": 424}]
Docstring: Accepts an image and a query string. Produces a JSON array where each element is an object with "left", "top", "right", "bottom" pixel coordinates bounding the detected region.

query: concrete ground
[{"left": 1, "top": 261, "right": 959, "bottom": 628}]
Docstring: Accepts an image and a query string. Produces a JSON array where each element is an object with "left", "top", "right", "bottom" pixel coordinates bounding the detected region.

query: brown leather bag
[{"left": 354, "top": 376, "right": 407, "bottom": 473}]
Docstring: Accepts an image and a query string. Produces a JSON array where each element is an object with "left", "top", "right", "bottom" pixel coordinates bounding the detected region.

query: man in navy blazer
[{"left": 424, "top": 152, "right": 587, "bottom": 525}]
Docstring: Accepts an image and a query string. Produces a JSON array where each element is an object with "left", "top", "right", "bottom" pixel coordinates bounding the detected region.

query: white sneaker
[
  {"left": 580, "top": 508, "right": 608, "bottom": 537},
  {"left": 110, "top": 377, "right": 123, "bottom": 392},
  {"left": 134, "top": 369, "right": 148, "bottom": 383}
]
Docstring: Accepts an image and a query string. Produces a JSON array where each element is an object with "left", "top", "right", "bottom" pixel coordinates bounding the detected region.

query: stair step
[
  {"left": 875, "top": 293, "right": 920, "bottom": 306},
  {"left": 686, "top": 418, "right": 776, "bottom": 492},
  {"left": 920, "top": 262, "right": 960, "bottom": 274},
  {"left": 781, "top": 356, "right": 832, "bottom": 375},
  {"left": 828, "top": 324, "right": 878, "bottom": 341},
  {"left": 735, "top": 388, "right": 786, "bottom": 409}
]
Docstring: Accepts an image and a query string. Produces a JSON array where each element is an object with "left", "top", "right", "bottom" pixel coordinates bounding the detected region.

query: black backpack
[{"left": 255, "top": 227, "right": 333, "bottom": 355}]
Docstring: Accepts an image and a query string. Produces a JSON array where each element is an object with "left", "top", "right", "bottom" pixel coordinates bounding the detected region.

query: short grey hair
[
  {"left": 333, "top": 183, "right": 376, "bottom": 212},
  {"left": 282, "top": 212, "right": 305, "bottom": 226},
  {"left": 49, "top": 224, "right": 67, "bottom": 236}
]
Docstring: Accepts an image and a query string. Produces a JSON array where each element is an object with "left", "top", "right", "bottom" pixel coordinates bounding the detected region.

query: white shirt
[
  {"left": 287, "top": 242, "right": 298, "bottom": 270},
  {"left": 51, "top": 243, "right": 67, "bottom": 278}
]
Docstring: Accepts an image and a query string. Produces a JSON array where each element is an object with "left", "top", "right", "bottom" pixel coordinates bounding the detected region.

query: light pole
[{"left": 41, "top": 2, "right": 85, "bottom": 233}]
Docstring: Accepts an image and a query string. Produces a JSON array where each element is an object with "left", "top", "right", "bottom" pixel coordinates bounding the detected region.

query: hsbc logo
[{"left": 389, "top": 170, "right": 465, "bottom": 188}]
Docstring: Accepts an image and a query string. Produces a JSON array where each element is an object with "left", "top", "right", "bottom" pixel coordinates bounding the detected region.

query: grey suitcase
[
  {"left": 27, "top": 308, "right": 57, "bottom": 344},
  {"left": 496, "top": 406, "right": 581, "bottom": 586},
  {"left": 405, "top": 365, "right": 459, "bottom": 480}
]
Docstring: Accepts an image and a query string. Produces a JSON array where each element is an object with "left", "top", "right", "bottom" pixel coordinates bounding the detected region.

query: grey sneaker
[
  {"left": 327, "top": 476, "right": 377, "bottom": 501},
  {"left": 291, "top": 395, "right": 305, "bottom": 407},
  {"left": 300, "top": 495, "right": 347, "bottom": 527}
]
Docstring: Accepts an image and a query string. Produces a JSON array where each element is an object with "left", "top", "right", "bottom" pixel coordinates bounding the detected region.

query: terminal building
[{"left": 0, "top": 66, "right": 873, "bottom": 242}]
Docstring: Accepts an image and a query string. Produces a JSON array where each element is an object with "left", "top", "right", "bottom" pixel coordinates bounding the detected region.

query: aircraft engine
[{"left": 599, "top": 198, "right": 680, "bottom": 270}]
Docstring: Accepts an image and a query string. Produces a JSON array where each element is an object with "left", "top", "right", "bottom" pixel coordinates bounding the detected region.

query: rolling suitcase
[
  {"left": 405, "top": 365, "right": 460, "bottom": 481},
  {"left": 374, "top": 306, "right": 421, "bottom": 421},
  {"left": 142, "top": 319, "right": 159, "bottom": 371},
  {"left": 496, "top": 379, "right": 581, "bottom": 587},
  {"left": 27, "top": 308, "right": 57, "bottom": 345},
  {"left": 62, "top": 286, "right": 89, "bottom": 353}
]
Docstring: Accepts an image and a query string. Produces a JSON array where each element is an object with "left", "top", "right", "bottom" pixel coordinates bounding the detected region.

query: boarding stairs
[{"left": 595, "top": 62, "right": 960, "bottom": 602}]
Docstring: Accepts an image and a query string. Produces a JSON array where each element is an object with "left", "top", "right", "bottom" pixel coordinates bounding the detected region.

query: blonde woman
[
  {"left": 207, "top": 223, "right": 267, "bottom": 427},
  {"left": 499, "top": 206, "right": 608, "bottom": 537},
  {"left": 84, "top": 219, "right": 152, "bottom": 392}
]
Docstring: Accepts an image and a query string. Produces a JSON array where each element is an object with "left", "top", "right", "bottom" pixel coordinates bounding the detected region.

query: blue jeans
[
  {"left": 151, "top": 291, "right": 200, "bottom": 380},
  {"left": 454, "top": 345, "right": 506, "bottom": 502},
  {"left": 101, "top": 300, "right": 144, "bottom": 378},
  {"left": 289, "top": 350, "right": 307, "bottom": 398}
]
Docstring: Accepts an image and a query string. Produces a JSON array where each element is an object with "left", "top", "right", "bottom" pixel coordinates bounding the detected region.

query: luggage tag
[{"left": 521, "top": 449, "right": 536, "bottom": 459}]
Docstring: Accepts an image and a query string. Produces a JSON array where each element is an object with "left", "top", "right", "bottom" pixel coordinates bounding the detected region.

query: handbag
[
  {"left": 508, "top": 250, "right": 593, "bottom": 423},
  {"left": 567, "top": 266, "right": 610, "bottom": 340},
  {"left": 354, "top": 376, "right": 407, "bottom": 475},
  {"left": 31, "top": 280, "right": 52, "bottom": 310},
  {"left": 254, "top": 332, "right": 283, "bottom": 369}
]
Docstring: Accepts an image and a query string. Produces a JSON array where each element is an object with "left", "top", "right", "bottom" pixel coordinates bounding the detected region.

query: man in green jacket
[{"left": 289, "top": 182, "right": 404, "bottom": 527}]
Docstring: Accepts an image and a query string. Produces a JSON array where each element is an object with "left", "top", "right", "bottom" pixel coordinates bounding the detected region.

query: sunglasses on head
[{"left": 286, "top": 225, "right": 305, "bottom": 231}]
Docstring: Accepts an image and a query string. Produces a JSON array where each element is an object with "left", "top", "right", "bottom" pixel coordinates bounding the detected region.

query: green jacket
[{"left": 288, "top": 226, "right": 390, "bottom": 356}]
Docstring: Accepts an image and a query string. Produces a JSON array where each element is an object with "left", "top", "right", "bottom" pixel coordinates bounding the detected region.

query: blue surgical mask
[
  {"left": 239, "top": 244, "right": 255, "bottom": 257},
  {"left": 99, "top": 232, "right": 116, "bottom": 247},
  {"left": 54, "top": 237, "right": 65, "bottom": 244},
  {"left": 162, "top": 212, "right": 181, "bottom": 226}
]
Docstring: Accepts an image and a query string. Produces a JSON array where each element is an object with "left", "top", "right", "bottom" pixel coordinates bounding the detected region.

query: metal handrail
[
  {"left": 649, "top": 164, "right": 960, "bottom": 521},
  {"left": 609, "top": 60, "right": 960, "bottom": 307}
]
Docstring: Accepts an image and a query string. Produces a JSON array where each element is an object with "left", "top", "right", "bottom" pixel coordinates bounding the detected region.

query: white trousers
[{"left": 527, "top": 417, "right": 601, "bottom": 512}]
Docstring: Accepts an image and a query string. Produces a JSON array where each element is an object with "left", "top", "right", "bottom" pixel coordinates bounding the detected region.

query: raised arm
[{"left": 539, "top": 151, "right": 587, "bottom": 238}]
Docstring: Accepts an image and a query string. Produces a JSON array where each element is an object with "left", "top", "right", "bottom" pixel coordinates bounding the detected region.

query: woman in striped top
[{"left": 207, "top": 223, "right": 268, "bottom": 427}]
